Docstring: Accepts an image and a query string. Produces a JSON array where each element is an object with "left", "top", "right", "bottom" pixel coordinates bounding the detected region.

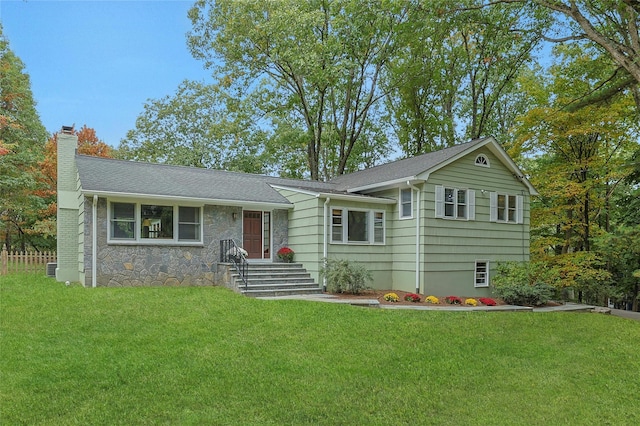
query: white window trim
[
  {"left": 474, "top": 260, "right": 490, "bottom": 288},
  {"left": 399, "top": 188, "right": 413, "bottom": 219},
  {"left": 490, "top": 192, "right": 523, "bottom": 224},
  {"left": 107, "top": 200, "right": 203, "bottom": 246},
  {"left": 330, "top": 207, "right": 385, "bottom": 245},
  {"left": 435, "top": 185, "right": 475, "bottom": 221},
  {"left": 475, "top": 154, "right": 490, "bottom": 167}
]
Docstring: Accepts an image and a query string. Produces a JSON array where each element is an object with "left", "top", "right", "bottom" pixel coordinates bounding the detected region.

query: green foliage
[
  {"left": 528, "top": 0, "right": 640, "bottom": 112},
  {"left": 187, "top": 0, "right": 404, "bottom": 179},
  {"left": 546, "top": 252, "right": 612, "bottom": 304},
  {"left": 596, "top": 227, "right": 640, "bottom": 310},
  {"left": 519, "top": 42, "right": 640, "bottom": 258},
  {"left": 320, "top": 258, "right": 372, "bottom": 295},
  {"left": 492, "top": 262, "right": 555, "bottom": 306},
  {"left": 3, "top": 274, "right": 640, "bottom": 424},
  {"left": 118, "top": 80, "right": 270, "bottom": 174},
  {"left": 385, "top": 1, "right": 551, "bottom": 154},
  {"left": 0, "top": 26, "right": 49, "bottom": 251}
]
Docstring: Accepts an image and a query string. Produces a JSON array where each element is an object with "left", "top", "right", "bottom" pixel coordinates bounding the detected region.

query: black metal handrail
[{"left": 220, "top": 239, "right": 249, "bottom": 289}]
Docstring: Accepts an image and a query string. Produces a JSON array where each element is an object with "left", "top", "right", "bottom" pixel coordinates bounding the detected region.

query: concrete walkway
[{"left": 257, "top": 294, "right": 613, "bottom": 314}]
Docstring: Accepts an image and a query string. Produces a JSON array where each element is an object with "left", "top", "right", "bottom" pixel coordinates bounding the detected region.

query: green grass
[{"left": 2, "top": 274, "right": 639, "bottom": 425}]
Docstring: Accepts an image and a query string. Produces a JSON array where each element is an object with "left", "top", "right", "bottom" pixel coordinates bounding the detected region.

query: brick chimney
[{"left": 56, "top": 126, "right": 80, "bottom": 283}]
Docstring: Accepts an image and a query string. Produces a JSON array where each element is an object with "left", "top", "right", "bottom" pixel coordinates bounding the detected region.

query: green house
[{"left": 56, "top": 130, "right": 536, "bottom": 297}]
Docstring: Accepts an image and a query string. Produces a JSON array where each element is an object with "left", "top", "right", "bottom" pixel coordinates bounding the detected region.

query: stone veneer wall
[
  {"left": 84, "top": 197, "right": 290, "bottom": 287},
  {"left": 271, "top": 209, "right": 289, "bottom": 261}
]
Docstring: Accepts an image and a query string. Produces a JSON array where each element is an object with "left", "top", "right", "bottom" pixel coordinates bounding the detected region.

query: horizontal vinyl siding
[
  {"left": 277, "top": 189, "right": 323, "bottom": 281},
  {"left": 325, "top": 198, "right": 393, "bottom": 290},
  {"left": 420, "top": 149, "right": 531, "bottom": 296},
  {"left": 367, "top": 187, "right": 421, "bottom": 292}
]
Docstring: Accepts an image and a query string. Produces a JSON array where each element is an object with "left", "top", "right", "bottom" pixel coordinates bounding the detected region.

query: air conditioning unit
[{"left": 46, "top": 263, "right": 57, "bottom": 277}]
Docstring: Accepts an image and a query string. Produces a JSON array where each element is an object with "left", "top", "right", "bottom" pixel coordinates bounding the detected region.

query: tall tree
[
  {"left": 119, "top": 80, "right": 269, "bottom": 174},
  {"left": 187, "top": 0, "right": 409, "bottom": 180},
  {"left": 520, "top": 44, "right": 639, "bottom": 256},
  {"left": 385, "top": 0, "right": 550, "bottom": 155},
  {"left": 507, "top": 0, "right": 640, "bottom": 111},
  {"left": 0, "top": 25, "right": 48, "bottom": 251}
]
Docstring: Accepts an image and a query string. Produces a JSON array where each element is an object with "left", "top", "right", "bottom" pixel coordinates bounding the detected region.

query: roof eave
[
  {"left": 345, "top": 177, "right": 424, "bottom": 194},
  {"left": 423, "top": 137, "right": 538, "bottom": 196},
  {"left": 316, "top": 192, "right": 397, "bottom": 205},
  {"left": 81, "top": 189, "right": 294, "bottom": 209},
  {"left": 271, "top": 184, "right": 396, "bottom": 204}
]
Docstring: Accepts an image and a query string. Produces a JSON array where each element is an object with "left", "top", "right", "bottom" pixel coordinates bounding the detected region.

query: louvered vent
[{"left": 46, "top": 263, "right": 57, "bottom": 277}]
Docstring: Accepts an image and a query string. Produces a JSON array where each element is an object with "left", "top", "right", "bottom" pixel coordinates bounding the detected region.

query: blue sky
[{"left": 1, "top": 0, "right": 212, "bottom": 147}]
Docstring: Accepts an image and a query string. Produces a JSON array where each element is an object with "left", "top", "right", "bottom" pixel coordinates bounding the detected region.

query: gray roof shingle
[
  {"left": 75, "top": 137, "right": 528, "bottom": 203},
  {"left": 76, "top": 156, "right": 293, "bottom": 205},
  {"left": 329, "top": 138, "right": 489, "bottom": 190}
]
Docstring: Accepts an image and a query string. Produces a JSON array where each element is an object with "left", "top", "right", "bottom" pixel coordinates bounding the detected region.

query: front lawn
[{"left": 2, "top": 274, "right": 639, "bottom": 424}]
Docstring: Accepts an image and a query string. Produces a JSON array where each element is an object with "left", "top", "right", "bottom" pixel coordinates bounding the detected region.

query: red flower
[
  {"left": 478, "top": 297, "right": 497, "bottom": 306},
  {"left": 445, "top": 296, "right": 462, "bottom": 305},
  {"left": 404, "top": 293, "right": 421, "bottom": 302}
]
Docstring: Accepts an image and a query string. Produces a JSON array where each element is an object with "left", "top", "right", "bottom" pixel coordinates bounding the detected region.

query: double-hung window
[
  {"left": 490, "top": 193, "right": 523, "bottom": 224},
  {"left": 400, "top": 188, "right": 413, "bottom": 219},
  {"left": 111, "top": 203, "right": 136, "bottom": 239},
  {"left": 475, "top": 261, "right": 489, "bottom": 287},
  {"left": 109, "top": 201, "right": 202, "bottom": 244},
  {"left": 178, "top": 206, "right": 201, "bottom": 242},
  {"left": 435, "top": 185, "right": 475, "bottom": 220},
  {"left": 331, "top": 208, "right": 385, "bottom": 244}
]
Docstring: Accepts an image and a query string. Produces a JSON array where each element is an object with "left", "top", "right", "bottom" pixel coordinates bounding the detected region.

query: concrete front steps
[{"left": 232, "top": 262, "right": 322, "bottom": 298}]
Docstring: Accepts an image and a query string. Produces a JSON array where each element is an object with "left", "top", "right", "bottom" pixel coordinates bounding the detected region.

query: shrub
[
  {"left": 320, "top": 258, "right": 372, "bottom": 295},
  {"left": 492, "top": 262, "right": 555, "bottom": 306},
  {"left": 445, "top": 296, "right": 462, "bottom": 305},
  {"left": 478, "top": 297, "right": 497, "bottom": 306},
  {"left": 384, "top": 293, "right": 399, "bottom": 302},
  {"left": 425, "top": 295, "right": 439, "bottom": 304},
  {"left": 404, "top": 293, "right": 421, "bottom": 303},
  {"left": 465, "top": 298, "right": 478, "bottom": 306}
]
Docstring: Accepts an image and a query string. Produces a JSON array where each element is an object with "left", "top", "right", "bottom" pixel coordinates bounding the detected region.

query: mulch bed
[{"left": 326, "top": 289, "right": 506, "bottom": 307}]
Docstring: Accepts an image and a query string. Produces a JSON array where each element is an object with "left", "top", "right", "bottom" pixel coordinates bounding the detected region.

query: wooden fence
[{"left": 1, "top": 246, "right": 57, "bottom": 276}]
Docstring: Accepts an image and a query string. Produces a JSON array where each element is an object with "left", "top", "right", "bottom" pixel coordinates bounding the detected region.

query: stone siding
[
  {"left": 84, "top": 197, "right": 289, "bottom": 287},
  {"left": 271, "top": 209, "right": 289, "bottom": 261}
]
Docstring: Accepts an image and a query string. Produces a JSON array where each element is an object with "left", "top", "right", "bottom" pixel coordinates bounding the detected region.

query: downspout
[
  {"left": 408, "top": 182, "right": 420, "bottom": 294},
  {"left": 92, "top": 195, "right": 98, "bottom": 288},
  {"left": 322, "top": 197, "right": 331, "bottom": 292}
]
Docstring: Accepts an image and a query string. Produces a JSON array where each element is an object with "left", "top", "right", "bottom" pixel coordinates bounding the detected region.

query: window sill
[
  {"left": 107, "top": 240, "right": 204, "bottom": 247},
  {"left": 330, "top": 241, "right": 385, "bottom": 246}
]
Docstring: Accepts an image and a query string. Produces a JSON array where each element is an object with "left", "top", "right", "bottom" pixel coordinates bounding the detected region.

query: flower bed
[{"left": 327, "top": 290, "right": 504, "bottom": 307}]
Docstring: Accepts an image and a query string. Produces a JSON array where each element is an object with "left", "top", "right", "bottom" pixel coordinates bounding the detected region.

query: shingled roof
[
  {"left": 76, "top": 156, "right": 294, "bottom": 206},
  {"left": 75, "top": 136, "right": 535, "bottom": 203},
  {"left": 329, "top": 138, "right": 489, "bottom": 190}
]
